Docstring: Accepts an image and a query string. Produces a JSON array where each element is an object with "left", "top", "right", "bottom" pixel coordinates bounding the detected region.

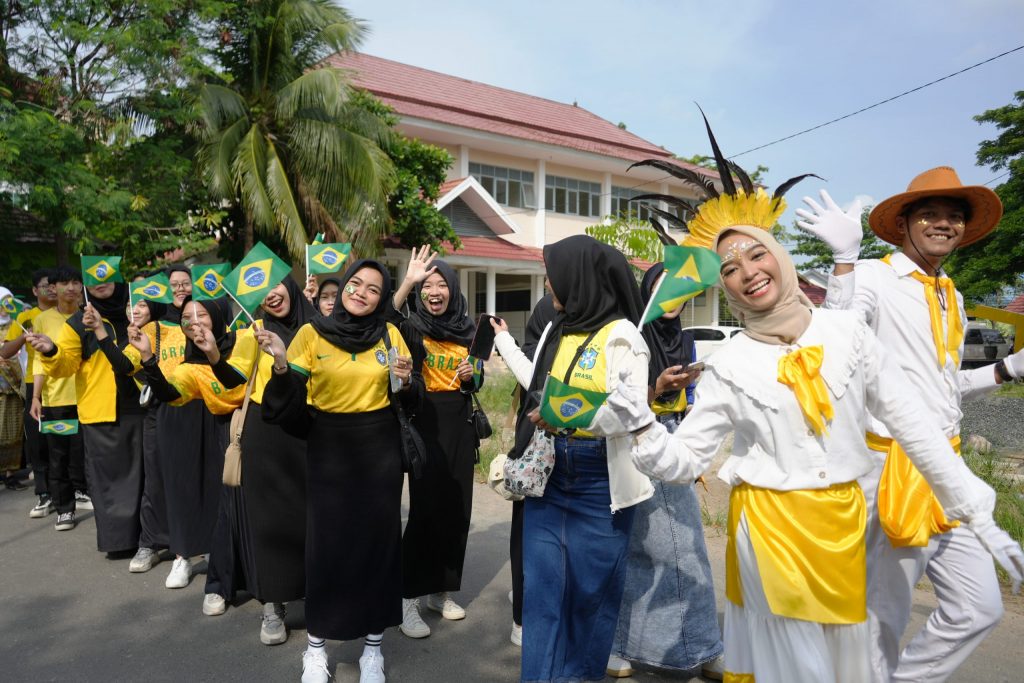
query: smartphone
[
  {"left": 682, "top": 361, "right": 706, "bottom": 375},
  {"left": 469, "top": 314, "right": 500, "bottom": 360}
]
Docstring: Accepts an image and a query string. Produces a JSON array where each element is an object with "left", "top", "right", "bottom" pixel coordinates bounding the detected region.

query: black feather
[
  {"left": 648, "top": 206, "right": 689, "bottom": 229},
  {"left": 726, "top": 160, "right": 754, "bottom": 195},
  {"left": 647, "top": 217, "right": 677, "bottom": 246},
  {"left": 630, "top": 193, "right": 702, "bottom": 216},
  {"left": 696, "top": 103, "right": 736, "bottom": 197},
  {"left": 627, "top": 159, "right": 717, "bottom": 199},
  {"left": 773, "top": 173, "right": 825, "bottom": 200}
]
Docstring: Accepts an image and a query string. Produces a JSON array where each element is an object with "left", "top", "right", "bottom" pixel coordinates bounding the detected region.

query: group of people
[{"left": 1, "top": 136, "right": 1023, "bottom": 682}]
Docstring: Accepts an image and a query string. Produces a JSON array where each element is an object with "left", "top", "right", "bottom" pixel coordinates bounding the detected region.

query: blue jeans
[
  {"left": 522, "top": 437, "right": 636, "bottom": 683},
  {"left": 613, "top": 414, "right": 723, "bottom": 670}
]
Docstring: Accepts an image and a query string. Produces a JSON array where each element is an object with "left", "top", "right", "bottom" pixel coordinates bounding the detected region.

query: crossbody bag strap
[
  {"left": 560, "top": 329, "right": 601, "bottom": 386},
  {"left": 237, "top": 360, "right": 258, "bottom": 422}
]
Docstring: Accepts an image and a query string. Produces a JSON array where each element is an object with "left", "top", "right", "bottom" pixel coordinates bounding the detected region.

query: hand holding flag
[{"left": 641, "top": 246, "right": 720, "bottom": 325}]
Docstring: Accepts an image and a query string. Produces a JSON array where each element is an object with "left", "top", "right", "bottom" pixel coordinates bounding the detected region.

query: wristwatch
[{"left": 996, "top": 359, "right": 1014, "bottom": 383}]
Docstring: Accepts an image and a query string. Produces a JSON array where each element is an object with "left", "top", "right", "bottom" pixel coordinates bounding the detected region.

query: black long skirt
[
  {"left": 157, "top": 401, "right": 226, "bottom": 558},
  {"left": 205, "top": 482, "right": 256, "bottom": 601},
  {"left": 138, "top": 407, "right": 169, "bottom": 549},
  {"left": 239, "top": 402, "right": 306, "bottom": 603},
  {"left": 402, "top": 391, "right": 476, "bottom": 598},
  {"left": 306, "top": 408, "right": 403, "bottom": 641},
  {"left": 81, "top": 415, "right": 144, "bottom": 553}
]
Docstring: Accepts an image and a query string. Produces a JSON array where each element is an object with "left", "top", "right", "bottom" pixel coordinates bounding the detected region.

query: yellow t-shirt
[
  {"left": 40, "top": 316, "right": 118, "bottom": 424},
  {"left": 31, "top": 308, "right": 77, "bottom": 408},
  {"left": 227, "top": 327, "right": 273, "bottom": 404},
  {"left": 548, "top": 321, "right": 618, "bottom": 437},
  {"left": 122, "top": 320, "right": 189, "bottom": 377},
  {"left": 653, "top": 390, "right": 688, "bottom": 416},
  {"left": 167, "top": 362, "right": 245, "bottom": 415},
  {"left": 422, "top": 337, "right": 477, "bottom": 393},
  {"left": 287, "top": 322, "right": 410, "bottom": 414},
  {"left": 5, "top": 307, "right": 43, "bottom": 385}
]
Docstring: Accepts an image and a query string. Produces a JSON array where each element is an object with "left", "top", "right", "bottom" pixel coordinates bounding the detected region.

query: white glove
[
  {"left": 971, "top": 516, "right": 1024, "bottom": 593},
  {"left": 795, "top": 189, "right": 863, "bottom": 264},
  {"left": 606, "top": 368, "right": 655, "bottom": 434},
  {"left": 1003, "top": 347, "right": 1024, "bottom": 379}
]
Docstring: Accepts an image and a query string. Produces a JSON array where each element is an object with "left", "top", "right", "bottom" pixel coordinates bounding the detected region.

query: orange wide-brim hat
[{"left": 869, "top": 166, "right": 1003, "bottom": 247}]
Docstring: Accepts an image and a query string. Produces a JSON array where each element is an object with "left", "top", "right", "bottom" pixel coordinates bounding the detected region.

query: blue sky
[{"left": 343, "top": 0, "right": 1022, "bottom": 227}]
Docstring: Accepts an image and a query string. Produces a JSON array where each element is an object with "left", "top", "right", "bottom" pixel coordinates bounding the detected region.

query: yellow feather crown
[{"left": 682, "top": 188, "right": 785, "bottom": 249}]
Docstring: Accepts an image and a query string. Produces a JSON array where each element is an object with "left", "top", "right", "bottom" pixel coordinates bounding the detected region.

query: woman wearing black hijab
[
  {"left": 490, "top": 235, "right": 654, "bottom": 683},
  {"left": 206, "top": 276, "right": 315, "bottom": 645},
  {"left": 607, "top": 263, "right": 725, "bottom": 679},
  {"left": 390, "top": 252, "right": 483, "bottom": 636},
  {"left": 260, "top": 259, "right": 421, "bottom": 683}
]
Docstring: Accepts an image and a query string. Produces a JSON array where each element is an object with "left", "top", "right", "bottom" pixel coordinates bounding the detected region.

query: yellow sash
[
  {"left": 777, "top": 345, "right": 833, "bottom": 436},
  {"left": 724, "top": 673, "right": 755, "bottom": 683},
  {"left": 882, "top": 254, "right": 963, "bottom": 369},
  {"left": 867, "top": 432, "right": 961, "bottom": 548},
  {"left": 725, "top": 481, "right": 867, "bottom": 625}
]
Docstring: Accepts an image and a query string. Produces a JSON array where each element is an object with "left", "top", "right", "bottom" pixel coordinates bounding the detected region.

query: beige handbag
[{"left": 222, "top": 369, "right": 257, "bottom": 487}]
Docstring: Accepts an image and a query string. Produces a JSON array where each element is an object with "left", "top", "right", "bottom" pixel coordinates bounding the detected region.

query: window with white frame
[
  {"left": 468, "top": 163, "right": 536, "bottom": 209},
  {"left": 545, "top": 175, "right": 601, "bottom": 217},
  {"left": 612, "top": 185, "right": 695, "bottom": 223}
]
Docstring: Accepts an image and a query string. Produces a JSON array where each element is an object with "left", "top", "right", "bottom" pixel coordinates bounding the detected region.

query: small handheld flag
[
  {"left": 311, "top": 232, "right": 326, "bottom": 246},
  {"left": 1, "top": 295, "right": 30, "bottom": 317},
  {"left": 641, "top": 246, "right": 721, "bottom": 325},
  {"left": 307, "top": 243, "right": 351, "bottom": 275},
  {"left": 81, "top": 255, "right": 124, "bottom": 287},
  {"left": 539, "top": 376, "right": 609, "bottom": 430},
  {"left": 222, "top": 242, "right": 291, "bottom": 320},
  {"left": 40, "top": 419, "right": 80, "bottom": 436},
  {"left": 190, "top": 263, "right": 232, "bottom": 301},
  {"left": 130, "top": 273, "right": 174, "bottom": 304}
]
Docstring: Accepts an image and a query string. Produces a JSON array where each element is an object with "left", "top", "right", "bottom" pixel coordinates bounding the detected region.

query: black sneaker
[
  {"left": 55, "top": 511, "right": 76, "bottom": 531},
  {"left": 4, "top": 476, "right": 28, "bottom": 491}
]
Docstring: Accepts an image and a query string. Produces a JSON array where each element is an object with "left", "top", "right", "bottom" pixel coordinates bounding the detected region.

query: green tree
[
  {"left": 779, "top": 206, "right": 892, "bottom": 272},
  {"left": 196, "top": 0, "right": 395, "bottom": 260},
  {"left": 944, "top": 91, "right": 1024, "bottom": 304},
  {"left": 585, "top": 214, "right": 664, "bottom": 270}
]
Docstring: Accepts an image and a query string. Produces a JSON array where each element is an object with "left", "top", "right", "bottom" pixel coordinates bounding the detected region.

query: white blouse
[{"left": 631, "top": 308, "right": 993, "bottom": 523}]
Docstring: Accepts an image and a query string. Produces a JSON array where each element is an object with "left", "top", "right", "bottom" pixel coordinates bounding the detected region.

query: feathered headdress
[{"left": 628, "top": 106, "right": 821, "bottom": 249}]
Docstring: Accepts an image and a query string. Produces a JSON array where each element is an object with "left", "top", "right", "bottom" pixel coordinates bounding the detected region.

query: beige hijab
[{"left": 712, "top": 225, "right": 813, "bottom": 346}]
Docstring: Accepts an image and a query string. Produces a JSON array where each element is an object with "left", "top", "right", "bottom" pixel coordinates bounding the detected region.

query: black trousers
[
  {"left": 23, "top": 393, "right": 48, "bottom": 496},
  {"left": 42, "top": 405, "right": 85, "bottom": 515},
  {"left": 511, "top": 499, "right": 524, "bottom": 626}
]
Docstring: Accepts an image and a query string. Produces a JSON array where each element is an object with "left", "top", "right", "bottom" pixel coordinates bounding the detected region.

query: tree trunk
[{"left": 244, "top": 215, "right": 254, "bottom": 252}]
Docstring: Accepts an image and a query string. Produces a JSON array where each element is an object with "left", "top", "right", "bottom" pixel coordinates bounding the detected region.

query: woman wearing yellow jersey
[
  {"left": 491, "top": 235, "right": 653, "bottom": 683},
  {"left": 390, "top": 252, "right": 483, "bottom": 636},
  {"left": 258, "top": 259, "right": 418, "bottom": 683},
  {"left": 127, "top": 297, "right": 246, "bottom": 618}
]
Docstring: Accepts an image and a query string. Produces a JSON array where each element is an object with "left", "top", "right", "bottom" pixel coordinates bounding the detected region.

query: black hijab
[
  {"left": 523, "top": 293, "right": 557, "bottom": 361},
  {"left": 640, "top": 263, "right": 692, "bottom": 399},
  {"left": 163, "top": 264, "right": 190, "bottom": 324},
  {"left": 69, "top": 282, "right": 131, "bottom": 358},
  {"left": 139, "top": 300, "right": 169, "bottom": 327},
  {"left": 314, "top": 277, "right": 340, "bottom": 317},
  {"left": 259, "top": 276, "right": 316, "bottom": 347},
  {"left": 309, "top": 259, "right": 392, "bottom": 353},
  {"left": 527, "top": 236, "right": 644, "bottom": 395},
  {"left": 182, "top": 296, "right": 237, "bottom": 365},
  {"left": 409, "top": 260, "right": 475, "bottom": 346}
]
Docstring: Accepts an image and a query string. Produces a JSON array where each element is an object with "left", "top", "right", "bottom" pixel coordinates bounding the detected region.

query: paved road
[{"left": 1, "top": 480, "right": 1021, "bottom": 682}]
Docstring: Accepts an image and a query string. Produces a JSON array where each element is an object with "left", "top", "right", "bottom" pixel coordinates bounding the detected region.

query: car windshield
[{"left": 980, "top": 329, "right": 1007, "bottom": 344}]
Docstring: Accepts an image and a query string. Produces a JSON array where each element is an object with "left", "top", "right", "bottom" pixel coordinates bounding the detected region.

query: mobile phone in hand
[{"left": 469, "top": 314, "right": 500, "bottom": 360}]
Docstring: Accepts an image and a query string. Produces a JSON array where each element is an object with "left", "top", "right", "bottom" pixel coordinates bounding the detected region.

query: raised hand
[
  {"left": 303, "top": 275, "right": 318, "bottom": 305},
  {"left": 82, "top": 303, "right": 103, "bottom": 331},
  {"left": 127, "top": 324, "right": 153, "bottom": 361},
  {"left": 403, "top": 245, "right": 439, "bottom": 285},
  {"left": 192, "top": 326, "right": 219, "bottom": 363},
  {"left": 254, "top": 328, "right": 287, "bottom": 364},
  {"left": 24, "top": 333, "right": 55, "bottom": 355},
  {"left": 795, "top": 189, "right": 863, "bottom": 264}
]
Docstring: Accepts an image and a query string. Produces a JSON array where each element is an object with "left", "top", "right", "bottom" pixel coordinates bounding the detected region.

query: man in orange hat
[{"left": 796, "top": 167, "right": 1024, "bottom": 682}]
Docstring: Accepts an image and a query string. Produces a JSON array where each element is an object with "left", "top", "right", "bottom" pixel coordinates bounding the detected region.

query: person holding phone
[
  {"left": 390, "top": 246, "right": 484, "bottom": 638},
  {"left": 607, "top": 264, "right": 725, "bottom": 680}
]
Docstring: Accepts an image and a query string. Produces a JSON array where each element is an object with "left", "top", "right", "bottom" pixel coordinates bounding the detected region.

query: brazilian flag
[
  {"left": 222, "top": 242, "right": 291, "bottom": 317},
  {"left": 311, "top": 232, "right": 326, "bottom": 246},
  {"left": 191, "top": 263, "right": 232, "bottom": 301},
  {"left": 1, "top": 295, "right": 30, "bottom": 316},
  {"left": 40, "top": 419, "right": 80, "bottom": 436},
  {"left": 539, "top": 376, "right": 609, "bottom": 430},
  {"left": 307, "top": 243, "right": 351, "bottom": 275},
  {"left": 81, "top": 255, "right": 124, "bottom": 287},
  {"left": 641, "top": 246, "right": 721, "bottom": 324},
  {"left": 130, "top": 273, "right": 173, "bottom": 303}
]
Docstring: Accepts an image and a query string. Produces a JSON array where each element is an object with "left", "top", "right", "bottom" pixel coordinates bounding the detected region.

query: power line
[
  {"left": 985, "top": 171, "right": 1011, "bottom": 186},
  {"left": 731, "top": 44, "right": 1024, "bottom": 158}
]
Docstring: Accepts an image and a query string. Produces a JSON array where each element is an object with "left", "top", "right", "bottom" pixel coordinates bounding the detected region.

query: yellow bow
[
  {"left": 777, "top": 345, "right": 833, "bottom": 436},
  {"left": 883, "top": 254, "right": 963, "bottom": 369}
]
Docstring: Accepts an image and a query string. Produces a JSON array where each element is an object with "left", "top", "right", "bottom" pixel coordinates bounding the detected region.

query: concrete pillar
[
  {"left": 532, "top": 274, "right": 545, "bottom": 304},
  {"left": 601, "top": 172, "right": 613, "bottom": 223},
  {"left": 486, "top": 267, "right": 497, "bottom": 314},
  {"left": 711, "top": 288, "right": 720, "bottom": 326},
  {"left": 535, "top": 159, "right": 546, "bottom": 247},
  {"left": 460, "top": 268, "right": 471, "bottom": 316},
  {"left": 458, "top": 145, "right": 470, "bottom": 178}
]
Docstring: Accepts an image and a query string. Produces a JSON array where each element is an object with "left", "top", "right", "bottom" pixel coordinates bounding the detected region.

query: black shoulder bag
[{"left": 381, "top": 332, "right": 426, "bottom": 479}]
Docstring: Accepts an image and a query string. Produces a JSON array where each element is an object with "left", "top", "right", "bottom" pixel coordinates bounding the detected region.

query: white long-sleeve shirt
[
  {"left": 631, "top": 308, "right": 993, "bottom": 523},
  {"left": 824, "top": 252, "right": 998, "bottom": 439}
]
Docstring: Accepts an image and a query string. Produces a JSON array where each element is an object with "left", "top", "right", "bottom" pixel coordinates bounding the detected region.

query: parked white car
[
  {"left": 685, "top": 325, "right": 744, "bottom": 360},
  {"left": 962, "top": 323, "right": 1012, "bottom": 368}
]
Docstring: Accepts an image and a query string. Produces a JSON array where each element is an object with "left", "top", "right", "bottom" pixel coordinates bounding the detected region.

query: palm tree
[{"left": 196, "top": 0, "right": 395, "bottom": 259}]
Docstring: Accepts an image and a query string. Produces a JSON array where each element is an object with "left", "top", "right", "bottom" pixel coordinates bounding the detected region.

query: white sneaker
[
  {"left": 129, "top": 547, "right": 160, "bottom": 573},
  {"left": 74, "top": 490, "right": 93, "bottom": 510},
  {"left": 510, "top": 622, "right": 522, "bottom": 647},
  {"left": 701, "top": 655, "right": 725, "bottom": 681},
  {"left": 398, "top": 598, "right": 430, "bottom": 638},
  {"left": 606, "top": 654, "right": 633, "bottom": 678},
  {"left": 164, "top": 556, "right": 192, "bottom": 589},
  {"left": 260, "top": 602, "right": 287, "bottom": 645},
  {"left": 426, "top": 592, "right": 465, "bottom": 620},
  {"left": 202, "top": 593, "right": 226, "bottom": 616},
  {"left": 301, "top": 649, "right": 330, "bottom": 683},
  {"left": 29, "top": 496, "right": 54, "bottom": 518},
  {"left": 507, "top": 589, "right": 513, "bottom": 605},
  {"left": 358, "top": 649, "right": 385, "bottom": 683}
]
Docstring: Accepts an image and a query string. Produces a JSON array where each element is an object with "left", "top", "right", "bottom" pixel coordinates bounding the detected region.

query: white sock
[
  {"left": 307, "top": 635, "right": 326, "bottom": 654},
  {"left": 363, "top": 633, "right": 383, "bottom": 656}
]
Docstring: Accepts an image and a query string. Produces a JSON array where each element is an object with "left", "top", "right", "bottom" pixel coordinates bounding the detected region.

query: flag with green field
[
  {"left": 40, "top": 419, "right": 80, "bottom": 436},
  {"left": 1, "top": 295, "right": 30, "bottom": 316},
  {"left": 641, "top": 246, "right": 720, "bottom": 324},
  {"left": 191, "top": 263, "right": 232, "bottom": 301},
  {"left": 130, "top": 273, "right": 173, "bottom": 304},
  {"left": 307, "top": 243, "right": 351, "bottom": 275},
  {"left": 81, "top": 255, "right": 124, "bottom": 287},
  {"left": 222, "top": 242, "right": 291, "bottom": 318},
  {"left": 539, "top": 376, "right": 609, "bottom": 430},
  {"left": 311, "top": 232, "right": 325, "bottom": 246}
]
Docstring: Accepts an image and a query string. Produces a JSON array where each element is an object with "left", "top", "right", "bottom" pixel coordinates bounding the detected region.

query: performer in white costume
[{"left": 796, "top": 167, "right": 1024, "bottom": 682}]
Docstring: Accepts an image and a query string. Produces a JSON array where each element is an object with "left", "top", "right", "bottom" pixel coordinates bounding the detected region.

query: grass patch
[
  {"left": 963, "top": 446, "right": 1024, "bottom": 586},
  {"left": 474, "top": 369, "right": 519, "bottom": 480},
  {"left": 996, "top": 381, "right": 1024, "bottom": 398}
]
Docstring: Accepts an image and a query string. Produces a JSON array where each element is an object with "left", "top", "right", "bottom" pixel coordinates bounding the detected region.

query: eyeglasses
[{"left": 169, "top": 282, "right": 192, "bottom": 291}]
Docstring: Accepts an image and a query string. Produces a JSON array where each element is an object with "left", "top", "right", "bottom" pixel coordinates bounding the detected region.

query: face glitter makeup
[
  {"left": 344, "top": 283, "right": 357, "bottom": 295},
  {"left": 722, "top": 239, "right": 759, "bottom": 264},
  {"left": 420, "top": 290, "right": 430, "bottom": 301}
]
